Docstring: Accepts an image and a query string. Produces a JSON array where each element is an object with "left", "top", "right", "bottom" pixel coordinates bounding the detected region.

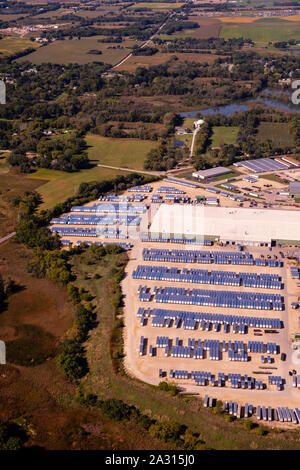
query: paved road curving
[{"left": 0, "top": 232, "right": 16, "bottom": 245}]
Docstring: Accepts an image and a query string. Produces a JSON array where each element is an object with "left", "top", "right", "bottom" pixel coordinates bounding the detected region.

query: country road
[
  {"left": 190, "top": 126, "right": 200, "bottom": 158},
  {"left": 112, "top": 12, "right": 175, "bottom": 70},
  {"left": 0, "top": 232, "right": 16, "bottom": 244},
  {"left": 97, "top": 163, "right": 165, "bottom": 177}
]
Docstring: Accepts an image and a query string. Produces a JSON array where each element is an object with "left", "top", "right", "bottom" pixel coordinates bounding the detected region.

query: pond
[{"left": 180, "top": 91, "right": 300, "bottom": 118}]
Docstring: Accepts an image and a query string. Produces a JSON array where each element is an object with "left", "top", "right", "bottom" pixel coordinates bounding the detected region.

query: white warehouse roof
[
  {"left": 290, "top": 182, "right": 300, "bottom": 194},
  {"left": 149, "top": 204, "right": 300, "bottom": 244},
  {"left": 192, "top": 166, "right": 231, "bottom": 180}
]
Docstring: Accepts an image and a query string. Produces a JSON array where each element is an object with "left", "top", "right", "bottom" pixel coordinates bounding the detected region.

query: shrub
[
  {"left": 214, "top": 400, "right": 223, "bottom": 415},
  {"left": 148, "top": 421, "right": 183, "bottom": 444},
  {"left": 255, "top": 426, "right": 267, "bottom": 436},
  {"left": 57, "top": 339, "right": 88, "bottom": 382},
  {"left": 158, "top": 381, "right": 179, "bottom": 396},
  {"left": 101, "top": 399, "right": 131, "bottom": 421},
  {"left": 75, "top": 387, "right": 98, "bottom": 407},
  {"left": 243, "top": 419, "right": 254, "bottom": 431},
  {"left": 225, "top": 415, "right": 235, "bottom": 422}
]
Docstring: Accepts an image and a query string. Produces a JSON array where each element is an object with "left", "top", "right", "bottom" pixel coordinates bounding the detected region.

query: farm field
[
  {"left": 185, "top": 17, "right": 222, "bottom": 38},
  {"left": 218, "top": 16, "right": 296, "bottom": 24},
  {"left": 26, "top": 166, "right": 132, "bottom": 209},
  {"left": 0, "top": 13, "right": 29, "bottom": 21},
  {"left": 128, "top": 2, "right": 184, "bottom": 10},
  {"left": 211, "top": 126, "right": 239, "bottom": 147},
  {"left": 0, "top": 36, "right": 39, "bottom": 57},
  {"left": 256, "top": 122, "right": 294, "bottom": 147},
  {"left": 17, "top": 37, "right": 141, "bottom": 65},
  {"left": 32, "top": 8, "right": 73, "bottom": 19},
  {"left": 162, "top": 20, "right": 222, "bottom": 39},
  {"left": 220, "top": 23, "right": 300, "bottom": 44},
  {"left": 254, "top": 17, "right": 292, "bottom": 23},
  {"left": 118, "top": 52, "right": 221, "bottom": 71},
  {"left": 86, "top": 134, "right": 156, "bottom": 170}
]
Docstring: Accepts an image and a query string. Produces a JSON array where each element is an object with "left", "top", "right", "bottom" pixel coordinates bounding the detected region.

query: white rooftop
[{"left": 149, "top": 204, "right": 300, "bottom": 243}]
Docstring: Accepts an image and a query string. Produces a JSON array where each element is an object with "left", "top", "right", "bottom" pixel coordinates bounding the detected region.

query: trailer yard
[{"left": 49, "top": 178, "right": 300, "bottom": 426}]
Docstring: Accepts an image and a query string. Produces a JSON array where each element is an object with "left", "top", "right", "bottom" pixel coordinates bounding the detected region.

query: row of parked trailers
[
  {"left": 163, "top": 177, "right": 200, "bottom": 189},
  {"left": 98, "top": 194, "right": 146, "bottom": 202},
  {"left": 257, "top": 406, "right": 300, "bottom": 424},
  {"left": 157, "top": 186, "right": 185, "bottom": 194},
  {"left": 51, "top": 226, "right": 130, "bottom": 239},
  {"left": 168, "top": 370, "right": 266, "bottom": 389},
  {"left": 51, "top": 214, "right": 141, "bottom": 226},
  {"left": 291, "top": 267, "right": 300, "bottom": 279},
  {"left": 141, "top": 236, "right": 213, "bottom": 246},
  {"left": 61, "top": 240, "right": 133, "bottom": 250},
  {"left": 137, "top": 307, "right": 282, "bottom": 330},
  {"left": 70, "top": 203, "right": 147, "bottom": 214},
  {"left": 142, "top": 248, "right": 282, "bottom": 267},
  {"left": 133, "top": 265, "right": 282, "bottom": 289},
  {"left": 151, "top": 195, "right": 184, "bottom": 203},
  {"left": 151, "top": 336, "right": 277, "bottom": 356},
  {"left": 224, "top": 401, "right": 253, "bottom": 418},
  {"left": 128, "top": 185, "right": 153, "bottom": 192},
  {"left": 292, "top": 375, "right": 300, "bottom": 388},
  {"left": 141, "top": 285, "right": 284, "bottom": 310},
  {"left": 215, "top": 400, "right": 300, "bottom": 423}
]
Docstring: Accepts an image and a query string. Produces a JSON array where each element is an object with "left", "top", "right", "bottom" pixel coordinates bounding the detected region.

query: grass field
[
  {"left": 211, "top": 126, "right": 239, "bottom": 147},
  {"left": 211, "top": 171, "right": 239, "bottom": 182},
  {"left": 17, "top": 37, "right": 141, "bottom": 65},
  {"left": 220, "top": 24, "right": 300, "bottom": 44},
  {"left": 175, "top": 133, "right": 192, "bottom": 147},
  {"left": 27, "top": 166, "right": 132, "bottom": 209},
  {"left": 256, "top": 122, "right": 294, "bottom": 147},
  {"left": 259, "top": 173, "right": 290, "bottom": 184},
  {"left": 175, "top": 117, "right": 194, "bottom": 147},
  {"left": 0, "top": 36, "right": 39, "bottom": 57},
  {"left": 86, "top": 134, "right": 156, "bottom": 169},
  {"left": 25, "top": 133, "right": 155, "bottom": 209},
  {"left": 254, "top": 17, "right": 292, "bottom": 23},
  {"left": 182, "top": 117, "right": 195, "bottom": 128}
]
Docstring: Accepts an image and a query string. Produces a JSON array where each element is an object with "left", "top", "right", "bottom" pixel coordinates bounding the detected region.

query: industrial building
[
  {"left": 290, "top": 182, "right": 300, "bottom": 199},
  {"left": 149, "top": 204, "right": 300, "bottom": 246},
  {"left": 234, "top": 157, "right": 293, "bottom": 173},
  {"left": 192, "top": 166, "right": 232, "bottom": 181}
]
